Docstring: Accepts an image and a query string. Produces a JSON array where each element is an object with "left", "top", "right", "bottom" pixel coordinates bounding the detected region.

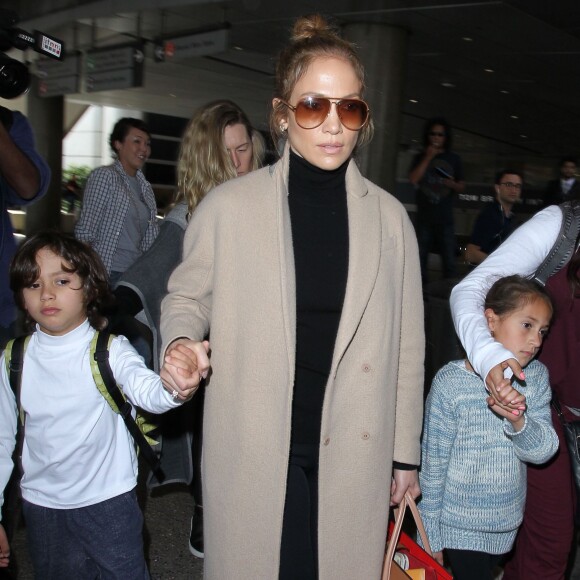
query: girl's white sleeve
[
  {"left": 0, "top": 354, "right": 18, "bottom": 521},
  {"left": 450, "top": 206, "right": 562, "bottom": 383},
  {"left": 108, "top": 336, "right": 182, "bottom": 413}
]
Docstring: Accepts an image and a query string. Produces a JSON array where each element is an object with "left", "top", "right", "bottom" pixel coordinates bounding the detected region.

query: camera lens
[{"left": 0, "top": 53, "right": 30, "bottom": 99}]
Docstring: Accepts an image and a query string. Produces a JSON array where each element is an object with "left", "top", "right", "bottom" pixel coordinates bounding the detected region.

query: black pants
[
  {"left": 190, "top": 384, "right": 204, "bottom": 505},
  {"left": 446, "top": 548, "right": 503, "bottom": 580},
  {"left": 279, "top": 443, "right": 319, "bottom": 580}
]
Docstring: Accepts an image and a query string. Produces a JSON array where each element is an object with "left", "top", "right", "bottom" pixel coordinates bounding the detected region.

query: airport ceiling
[{"left": 11, "top": 0, "right": 580, "bottom": 158}]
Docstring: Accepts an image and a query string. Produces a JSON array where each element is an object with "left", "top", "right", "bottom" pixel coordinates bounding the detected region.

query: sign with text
[
  {"left": 154, "top": 28, "right": 228, "bottom": 62},
  {"left": 85, "top": 42, "right": 144, "bottom": 92},
  {"left": 36, "top": 53, "right": 80, "bottom": 97}
]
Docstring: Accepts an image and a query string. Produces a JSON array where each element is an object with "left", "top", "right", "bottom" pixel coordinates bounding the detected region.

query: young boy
[{"left": 0, "top": 232, "right": 199, "bottom": 579}]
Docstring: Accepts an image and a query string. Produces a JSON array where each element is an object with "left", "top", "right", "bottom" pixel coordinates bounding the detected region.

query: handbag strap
[
  {"left": 384, "top": 492, "right": 433, "bottom": 580},
  {"left": 551, "top": 394, "right": 567, "bottom": 425}
]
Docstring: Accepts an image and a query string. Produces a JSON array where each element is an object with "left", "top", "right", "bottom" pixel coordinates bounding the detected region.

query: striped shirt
[{"left": 75, "top": 160, "right": 159, "bottom": 274}]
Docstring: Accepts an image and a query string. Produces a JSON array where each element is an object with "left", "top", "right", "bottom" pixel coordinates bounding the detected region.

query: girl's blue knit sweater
[{"left": 419, "top": 359, "right": 558, "bottom": 555}]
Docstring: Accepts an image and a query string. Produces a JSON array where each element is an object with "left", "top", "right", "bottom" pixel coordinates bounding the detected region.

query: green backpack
[{"left": 4, "top": 329, "right": 165, "bottom": 482}]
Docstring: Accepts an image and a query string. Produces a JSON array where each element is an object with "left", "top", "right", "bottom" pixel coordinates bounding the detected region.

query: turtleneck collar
[
  {"left": 288, "top": 148, "right": 349, "bottom": 206},
  {"left": 36, "top": 318, "right": 92, "bottom": 347}
]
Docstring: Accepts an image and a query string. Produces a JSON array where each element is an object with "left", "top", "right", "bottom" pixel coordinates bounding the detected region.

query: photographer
[{"left": 0, "top": 105, "right": 50, "bottom": 345}]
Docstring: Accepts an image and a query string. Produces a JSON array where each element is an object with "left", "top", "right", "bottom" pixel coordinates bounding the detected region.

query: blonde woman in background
[
  {"left": 116, "top": 99, "right": 264, "bottom": 370},
  {"left": 113, "top": 99, "right": 263, "bottom": 558}
]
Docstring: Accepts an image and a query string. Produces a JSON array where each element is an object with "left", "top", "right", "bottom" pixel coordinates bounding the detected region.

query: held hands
[
  {"left": 0, "top": 523, "right": 9, "bottom": 568},
  {"left": 491, "top": 397, "right": 526, "bottom": 431},
  {"left": 390, "top": 469, "right": 420, "bottom": 507},
  {"left": 486, "top": 359, "right": 527, "bottom": 417},
  {"left": 160, "top": 339, "right": 210, "bottom": 402}
]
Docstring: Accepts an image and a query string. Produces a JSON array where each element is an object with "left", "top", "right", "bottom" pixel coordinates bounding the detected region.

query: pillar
[
  {"left": 25, "top": 76, "right": 63, "bottom": 233},
  {"left": 343, "top": 22, "right": 408, "bottom": 194}
]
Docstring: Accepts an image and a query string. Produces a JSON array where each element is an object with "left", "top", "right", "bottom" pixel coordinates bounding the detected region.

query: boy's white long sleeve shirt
[{"left": 0, "top": 320, "right": 181, "bottom": 517}]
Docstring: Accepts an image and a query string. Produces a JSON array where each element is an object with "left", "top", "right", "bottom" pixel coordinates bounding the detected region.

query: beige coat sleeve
[
  {"left": 392, "top": 209, "right": 425, "bottom": 466},
  {"left": 159, "top": 196, "right": 215, "bottom": 363}
]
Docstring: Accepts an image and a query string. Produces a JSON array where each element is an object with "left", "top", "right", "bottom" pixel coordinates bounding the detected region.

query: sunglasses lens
[
  {"left": 292, "top": 97, "right": 369, "bottom": 130},
  {"left": 294, "top": 98, "right": 331, "bottom": 129},
  {"left": 337, "top": 100, "right": 369, "bottom": 130}
]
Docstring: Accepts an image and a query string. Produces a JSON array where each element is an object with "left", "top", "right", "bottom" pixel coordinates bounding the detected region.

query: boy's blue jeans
[{"left": 23, "top": 489, "right": 150, "bottom": 580}]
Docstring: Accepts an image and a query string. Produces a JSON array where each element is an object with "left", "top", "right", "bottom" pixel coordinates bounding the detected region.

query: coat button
[
  {"left": 323, "top": 437, "right": 331, "bottom": 446},
  {"left": 362, "top": 363, "right": 371, "bottom": 373},
  {"left": 361, "top": 431, "right": 370, "bottom": 440}
]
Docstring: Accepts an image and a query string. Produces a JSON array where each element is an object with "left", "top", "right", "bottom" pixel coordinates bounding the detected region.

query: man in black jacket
[
  {"left": 465, "top": 170, "right": 522, "bottom": 266},
  {"left": 543, "top": 157, "right": 580, "bottom": 207}
]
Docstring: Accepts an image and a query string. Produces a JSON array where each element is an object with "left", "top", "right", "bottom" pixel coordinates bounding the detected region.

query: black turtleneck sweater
[{"left": 288, "top": 150, "right": 349, "bottom": 444}]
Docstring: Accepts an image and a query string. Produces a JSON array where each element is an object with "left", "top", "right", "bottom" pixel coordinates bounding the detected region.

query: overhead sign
[
  {"left": 36, "top": 52, "right": 80, "bottom": 97},
  {"left": 154, "top": 27, "right": 229, "bottom": 62},
  {"left": 85, "top": 42, "right": 145, "bottom": 92}
]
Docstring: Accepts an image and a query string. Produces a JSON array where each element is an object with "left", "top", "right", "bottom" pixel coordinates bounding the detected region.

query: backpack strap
[
  {"left": 5, "top": 335, "right": 31, "bottom": 426},
  {"left": 4, "top": 335, "right": 31, "bottom": 482},
  {"left": 90, "top": 330, "right": 165, "bottom": 483},
  {"left": 533, "top": 201, "right": 580, "bottom": 286}
]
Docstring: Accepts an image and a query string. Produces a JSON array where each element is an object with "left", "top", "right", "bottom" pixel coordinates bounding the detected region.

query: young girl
[
  {"left": 0, "top": 232, "right": 198, "bottom": 579},
  {"left": 419, "top": 275, "right": 559, "bottom": 580}
]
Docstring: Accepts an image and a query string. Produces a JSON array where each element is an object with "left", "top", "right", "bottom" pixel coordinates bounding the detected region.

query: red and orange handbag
[{"left": 383, "top": 492, "right": 453, "bottom": 580}]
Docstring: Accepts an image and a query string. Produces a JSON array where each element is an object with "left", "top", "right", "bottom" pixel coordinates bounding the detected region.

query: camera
[{"left": 0, "top": 9, "right": 64, "bottom": 99}]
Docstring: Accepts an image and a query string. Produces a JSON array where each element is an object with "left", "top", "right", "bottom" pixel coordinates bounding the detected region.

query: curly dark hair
[{"left": 10, "top": 231, "right": 113, "bottom": 331}]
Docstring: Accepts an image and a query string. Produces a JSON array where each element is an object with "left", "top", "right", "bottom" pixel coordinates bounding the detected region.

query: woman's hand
[
  {"left": 390, "top": 468, "right": 420, "bottom": 506},
  {"left": 486, "top": 359, "right": 526, "bottom": 416},
  {"left": 160, "top": 339, "right": 210, "bottom": 401},
  {"left": 433, "top": 551, "right": 444, "bottom": 567}
]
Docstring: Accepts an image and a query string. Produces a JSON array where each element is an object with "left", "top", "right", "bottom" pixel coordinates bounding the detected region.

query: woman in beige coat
[{"left": 160, "top": 14, "right": 424, "bottom": 580}]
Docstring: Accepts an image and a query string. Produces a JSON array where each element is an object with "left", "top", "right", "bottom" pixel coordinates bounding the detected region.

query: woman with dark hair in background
[
  {"left": 75, "top": 117, "right": 159, "bottom": 287},
  {"left": 160, "top": 14, "right": 424, "bottom": 580},
  {"left": 409, "top": 116, "right": 465, "bottom": 283}
]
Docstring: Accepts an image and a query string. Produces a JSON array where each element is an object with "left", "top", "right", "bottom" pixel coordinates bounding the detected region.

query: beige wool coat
[{"left": 160, "top": 147, "right": 425, "bottom": 579}]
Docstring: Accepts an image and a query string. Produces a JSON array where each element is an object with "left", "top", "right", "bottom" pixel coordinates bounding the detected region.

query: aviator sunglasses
[{"left": 279, "top": 96, "right": 370, "bottom": 131}]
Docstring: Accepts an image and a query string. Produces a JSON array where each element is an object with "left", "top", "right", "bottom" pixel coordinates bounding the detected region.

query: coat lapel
[
  {"left": 330, "top": 161, "right": 381, "bottom": 377},
  {"left": 272, "top": 150, "right": 296, "bottom": 376}
]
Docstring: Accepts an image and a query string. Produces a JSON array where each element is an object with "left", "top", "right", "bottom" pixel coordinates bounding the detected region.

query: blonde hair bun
[{"left": 291, "top": 14, "right": 338, "bottom": 42}]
